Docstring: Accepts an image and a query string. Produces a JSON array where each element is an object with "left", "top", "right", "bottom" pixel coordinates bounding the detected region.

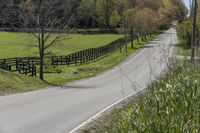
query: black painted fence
[
  {"left": 0, "top": 37, "right": 130, "bottom": 77},
  {"left": 0, "top": 57, "right": 39, "bottom": 77},
  {"left": 51, "top": 37, "right": 130, "bottom": 66}
]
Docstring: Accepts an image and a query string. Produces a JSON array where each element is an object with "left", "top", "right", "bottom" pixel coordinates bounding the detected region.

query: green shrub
[{"left": 177, "top": 20, "right": 193, "bottom": 49}]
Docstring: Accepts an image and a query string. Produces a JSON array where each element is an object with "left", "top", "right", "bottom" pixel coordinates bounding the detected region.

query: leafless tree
[{"left": 18, "top": 0, "right": 75, "bottom": 80}]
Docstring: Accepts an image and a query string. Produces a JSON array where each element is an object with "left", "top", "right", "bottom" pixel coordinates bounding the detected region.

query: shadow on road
[{"left": 60, "top": 85, "right": 95, "bottom": 90}]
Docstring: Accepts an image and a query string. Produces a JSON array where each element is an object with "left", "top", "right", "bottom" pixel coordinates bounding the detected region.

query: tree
[
  {"left": 77, "top": 0, "right": 96, "bottom": 27},
  {"left": 0, "top": 0, "right": 14, "bottom": 27},
  {"left": 135, "top": 0, "right": 161, "bottom": 10},
  {"left": 171, "top": 0, "right": 188, "bottom": 22},
  {"left": 177, "top": 20, "right": 193, "bottom": 49},
  {"left": 191, "top": 0, "right": 198, "bottom": 63},
  {"left": 124, "top": 8, "right": 137, "bottom": 48},
  {"left": 115, "top": 0, "right": 128, "bottom": 14},
  {"left": 19, "top": 0, "right": 74, "bottom": 80},
  {"left": 124, "top": 7, "right": 157, "bottom": 48},
  {"left": 158, "top": 0, "right": 187, "bottom": 29},
  {"left": 96, "top": 0, "right": 115, "bottom": 27},
  {"left": 137, "top": 8, "right": 158, "bottom": 36},
  {"left": 109, "top": 10, "right": 121, "bottom": 28}
]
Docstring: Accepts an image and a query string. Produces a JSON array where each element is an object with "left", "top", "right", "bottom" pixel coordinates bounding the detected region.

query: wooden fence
[
  {"left": 0, "top": 37, "right": 130, "bottom": 77},
  {"left": 51, "top": 37, "right": 129, "bottom": 66},
  {"left": 0, "top": 57, "right": 39, "bottom": 77}
]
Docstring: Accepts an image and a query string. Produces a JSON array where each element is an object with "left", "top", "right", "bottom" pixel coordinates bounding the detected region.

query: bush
[{"left": 177, "top": 20, "right": 193, "bottom": 49}]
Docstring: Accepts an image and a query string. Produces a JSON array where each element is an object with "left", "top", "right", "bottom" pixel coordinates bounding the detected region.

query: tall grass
[{"left": 94, "top": 62, "right": 200, "bottom": 133}]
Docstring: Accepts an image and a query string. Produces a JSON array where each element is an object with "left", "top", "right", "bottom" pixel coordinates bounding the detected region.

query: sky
[{"left": 183, "top": 0, "right": 190, "bottom": 10}]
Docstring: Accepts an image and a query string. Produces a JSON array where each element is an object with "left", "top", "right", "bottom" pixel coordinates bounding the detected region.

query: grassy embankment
[
  {"left": 0, "top": 31, "right": 159, "bottom": 95},
  {"left": 178, "top": 46, "right": 192, "bottom": 56},
  {"left": 0, "top": 70, "right": 47, "bottom": 95},
  {"left": 85, "top": 62, "right": 200, "bottom": 133},
  {"left": 178, "top": 46, "right": 200, "bottom": 57}
]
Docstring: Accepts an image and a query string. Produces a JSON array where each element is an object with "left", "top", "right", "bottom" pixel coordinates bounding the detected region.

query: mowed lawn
[{"left": 0, "top": 32, "right": 123, "bottom": 58}]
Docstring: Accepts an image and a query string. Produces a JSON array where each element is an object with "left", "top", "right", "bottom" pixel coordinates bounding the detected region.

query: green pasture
[
  {"left": 0, "top": 32, "right": 123, "bottom": 58},
  {"left": 0, "top": 31, "right": 159, "bottom": 95}
]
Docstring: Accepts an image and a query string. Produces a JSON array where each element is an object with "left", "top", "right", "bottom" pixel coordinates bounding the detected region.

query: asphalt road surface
[{"left": 0, "top": 27, "right": 177, "bottom": 133}]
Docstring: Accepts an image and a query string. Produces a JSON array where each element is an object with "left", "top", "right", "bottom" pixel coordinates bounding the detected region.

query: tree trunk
[
  {"left": 131, "top": 28, "right": 133, "bottom": 48},
  {"left": 39, "top": 50, "right": 44, "bottom": 80},
  {"left": 142, "top": 35, "right": 145, "bottom": 41},
  {"left": 125, "top": 44, "right": 128, "bottom": 56},
  {"left": 105, "top": 0, "right": 109, "bottom": 28},
  {"left": 137, "top": 35, "right": 139, "bottom": 43},
  {"left": 39, "top": 25, "right": 45, "bottom": 80},
  {"left": 191, "top": 0, "right": 197, "bottom": 63}
]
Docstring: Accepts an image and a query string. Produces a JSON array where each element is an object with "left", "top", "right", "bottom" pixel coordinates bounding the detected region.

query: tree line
[
  {"left": 0, "top": 0, "right": 187, "bottom": 30},
  {"left": 0, "top": 0, "right": 187, "bottom": 80},
  {"left": 77, "top": 0, "right": 187, "bottom": 29},
  {"left": 177, "top": 0, "right": 199, "bottom": 50}
]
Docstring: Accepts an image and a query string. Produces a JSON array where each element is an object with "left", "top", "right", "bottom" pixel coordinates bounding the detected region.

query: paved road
[{"left": 0, "top": 28, "right": 177, "bottom": 133}]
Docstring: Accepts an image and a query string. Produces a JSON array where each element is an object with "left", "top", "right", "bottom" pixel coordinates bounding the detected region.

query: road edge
[{"left": 68, "top": 87, "right": 146, "bottom": 133}]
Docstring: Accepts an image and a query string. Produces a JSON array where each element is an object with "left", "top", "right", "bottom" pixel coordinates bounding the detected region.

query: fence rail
[
  {"left": 0, "top": 37, "right": 130, "bottom": 77},
  {"left": 51, "top": 37, "right": 129, "bottom": 66},
  {"left": 17, "top": 61, "right": 37, "bottom": 77},
  {"left": 0, "top": 57, "right": 39, "bottom": 77}
]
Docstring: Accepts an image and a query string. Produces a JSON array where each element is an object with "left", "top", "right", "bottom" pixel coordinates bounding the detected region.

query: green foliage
[
  {"left": 177, "top": 19, "right": 200, "bottom": 50},
  {"left": 123, "top": 7, "right": 158, "bottom": 40},
  {"left": 123, "top": 8, "right": 137, "bottom": 30},
  {"left": 77, "top": 0, "right": 96, "bottom": 27},
  {"left": 177, "top": 20, "right": 193, "bottom": 49},
  {"left": 1, "top": 0, "right": 187, "bottom": 29},
  {"left": 94, "top": 63, "right": 200, "bottom": 133},
  {"left": 109, "top": 10, "right": 121, "bottom": 28},
  {"left": 177, "top": 0, "right": 200, "bottom": 56},
  {"left": 159, "top": 0, "right": 187, "bottom": 29},
  {"left": 96, "top": 0, "right": 116, "bottom": 27}
]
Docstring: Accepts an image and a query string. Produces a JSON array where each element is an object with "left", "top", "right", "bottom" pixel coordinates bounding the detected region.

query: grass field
[
  {"left": 0, "top": 32, "right": 123, "bottom": 58},
  {"left": 0, "top": 31, "right": 159, "bottom": 95},
  {"left": 178, "top": 46, "right": 200, "bottom": 57},
  {"left": 86, "top": 62, "right": 200, "bottom": 133},
  {"left": 178, "top": 46, "right": 192, "bottom": 56}
]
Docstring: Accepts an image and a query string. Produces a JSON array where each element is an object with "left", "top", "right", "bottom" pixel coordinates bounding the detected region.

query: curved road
[{"left": 0, "top": 28, "right": 177, "bottom": 133}]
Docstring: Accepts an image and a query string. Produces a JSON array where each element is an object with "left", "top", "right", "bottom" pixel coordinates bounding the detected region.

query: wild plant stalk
[{"left": 96, "top": 62, "right": 200, "bottom": 133}]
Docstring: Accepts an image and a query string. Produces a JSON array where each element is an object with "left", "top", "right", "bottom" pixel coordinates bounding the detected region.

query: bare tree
[{"left": 19, "top": 0, "right": 75, "bottom": 80}]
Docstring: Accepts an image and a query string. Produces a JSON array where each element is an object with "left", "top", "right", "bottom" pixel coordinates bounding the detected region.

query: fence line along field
[
  {"left": 0, "top": 32, "right": 124, "bottom": 76},
  {"left": 0, "top": 32, "right": 123, "bottom": 58},
  {"left": 0, "top": 37, "right": 129, "bottom": 77},
  {"left": 0, "top": 30, "right": 157, "bottom": 94}
]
